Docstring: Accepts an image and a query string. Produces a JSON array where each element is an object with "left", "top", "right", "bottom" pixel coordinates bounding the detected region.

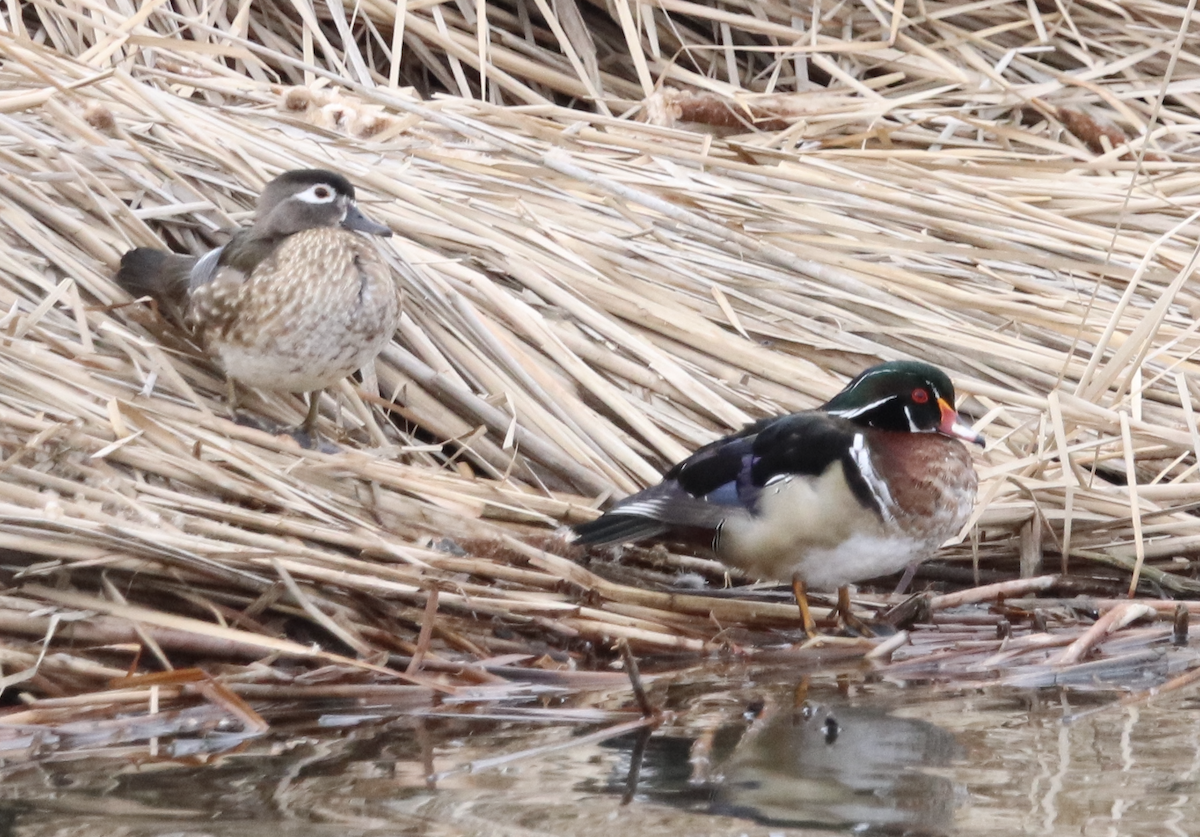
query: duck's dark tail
[
  {"left": 571, "top": 514, "right": 670, "bottom": 547},
  {"left": 114, "top": 248, "right": 195, "bottom": 318}
]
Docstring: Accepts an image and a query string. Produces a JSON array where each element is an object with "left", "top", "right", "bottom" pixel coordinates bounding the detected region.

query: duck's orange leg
[{"left": 792, "top": 575, "right": 818, "bottom": 639}]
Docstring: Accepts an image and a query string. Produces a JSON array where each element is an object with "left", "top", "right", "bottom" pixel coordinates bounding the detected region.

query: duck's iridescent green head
[{"left": 823, "top": 360, "right": 983, "bottom": 446}]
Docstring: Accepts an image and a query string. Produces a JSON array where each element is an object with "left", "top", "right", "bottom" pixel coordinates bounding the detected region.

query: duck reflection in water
[{"left": 612, "top": 701, "right": 963, "bottom": 835}]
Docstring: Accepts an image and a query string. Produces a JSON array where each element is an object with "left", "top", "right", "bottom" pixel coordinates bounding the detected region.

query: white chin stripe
[
  {"left": 293, "top": 184, "right": 339, "bottom": 204},
  {"left": 904, "top": 405, "right": 920, "bottom": 432}
]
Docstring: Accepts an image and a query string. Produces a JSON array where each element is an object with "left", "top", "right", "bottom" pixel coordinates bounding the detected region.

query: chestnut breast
[{"left": 863, "top": 428, "right": 978, "bottom": 544}]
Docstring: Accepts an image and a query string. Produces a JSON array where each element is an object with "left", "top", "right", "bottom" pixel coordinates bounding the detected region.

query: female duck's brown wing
[{"left": 114, "top": 248, "right": 199, "bottom": 323}]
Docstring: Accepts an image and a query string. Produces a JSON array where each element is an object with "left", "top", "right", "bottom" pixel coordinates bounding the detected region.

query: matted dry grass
[{"left": 1, "top": 0, "right": 1200, "bottom": 743}]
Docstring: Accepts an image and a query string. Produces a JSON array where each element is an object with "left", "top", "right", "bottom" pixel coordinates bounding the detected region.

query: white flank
[{"left": 793, "top": 533, "right": 920, "bottom": 589}]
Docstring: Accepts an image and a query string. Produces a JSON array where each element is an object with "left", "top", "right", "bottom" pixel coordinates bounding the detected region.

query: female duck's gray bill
[{"left": 342, "top": 204, "right": 392, "bottom": 237}]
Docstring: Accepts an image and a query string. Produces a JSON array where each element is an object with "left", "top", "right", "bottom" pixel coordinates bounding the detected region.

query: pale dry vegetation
[{"left": 0, "top": 0, "right": 1199, "bottom": 740}]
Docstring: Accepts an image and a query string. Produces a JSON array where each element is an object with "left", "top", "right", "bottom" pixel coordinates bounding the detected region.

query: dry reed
[{"left": 1, "top": 0, "right": 1199, "bottom": 747}]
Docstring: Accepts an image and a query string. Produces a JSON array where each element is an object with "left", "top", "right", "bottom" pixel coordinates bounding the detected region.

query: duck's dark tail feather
[
  {"left": 572, "top": 515, "right": 670, "bottom": 547},
  {"left": 114, "top": 248, "right": 195, "bottom": 316}
]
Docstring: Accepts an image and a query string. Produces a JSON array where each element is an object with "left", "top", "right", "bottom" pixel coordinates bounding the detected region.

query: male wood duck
[
  {"left": 115, "top": 169, "right": 401, "bottom": 444},
  {"left": 573, "top": 360, "right": 983, "bottom": 636}
]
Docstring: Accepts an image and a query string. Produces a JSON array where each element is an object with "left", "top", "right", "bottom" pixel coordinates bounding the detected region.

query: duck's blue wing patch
[
  {"left": 669, "top": 413, "right": 855, "bottom": 512},
  {"left": 573, "top": 411, "right": 880, "bottom": 547}
]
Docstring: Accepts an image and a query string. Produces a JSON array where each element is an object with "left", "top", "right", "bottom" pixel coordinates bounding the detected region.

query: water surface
[{"left": 4, "top": 670, "right": 1199, "bottom": 836}]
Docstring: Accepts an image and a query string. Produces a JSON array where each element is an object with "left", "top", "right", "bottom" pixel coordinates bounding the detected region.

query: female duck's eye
[
  {"left": 911, "top": 388, "right": 929, "bottom": 404},
  {"left": 314, "top": 186, "right": 331, "bottom": 199}
]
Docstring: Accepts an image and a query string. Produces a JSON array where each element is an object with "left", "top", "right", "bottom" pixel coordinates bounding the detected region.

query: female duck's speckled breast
[{"left": 196, "top": 228, "right": 399, "bottom": 392}]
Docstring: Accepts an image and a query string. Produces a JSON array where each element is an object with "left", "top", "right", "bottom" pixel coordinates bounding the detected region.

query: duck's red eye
[{"left": 911, "top": 388, "right": 929, "bottom": 404}]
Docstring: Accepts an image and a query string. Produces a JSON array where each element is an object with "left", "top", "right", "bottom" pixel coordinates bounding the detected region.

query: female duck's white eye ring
[{"left": 296, "top": 184, "right": 337, "bottom": 203}]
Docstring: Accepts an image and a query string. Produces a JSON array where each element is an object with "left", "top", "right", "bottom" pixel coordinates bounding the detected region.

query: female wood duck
[
  {"left": 573, "top": 361, "right": 983, "bottom": 636},
  {"left": 115, "top": 169, "right": 401, "bottom": 444}
]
